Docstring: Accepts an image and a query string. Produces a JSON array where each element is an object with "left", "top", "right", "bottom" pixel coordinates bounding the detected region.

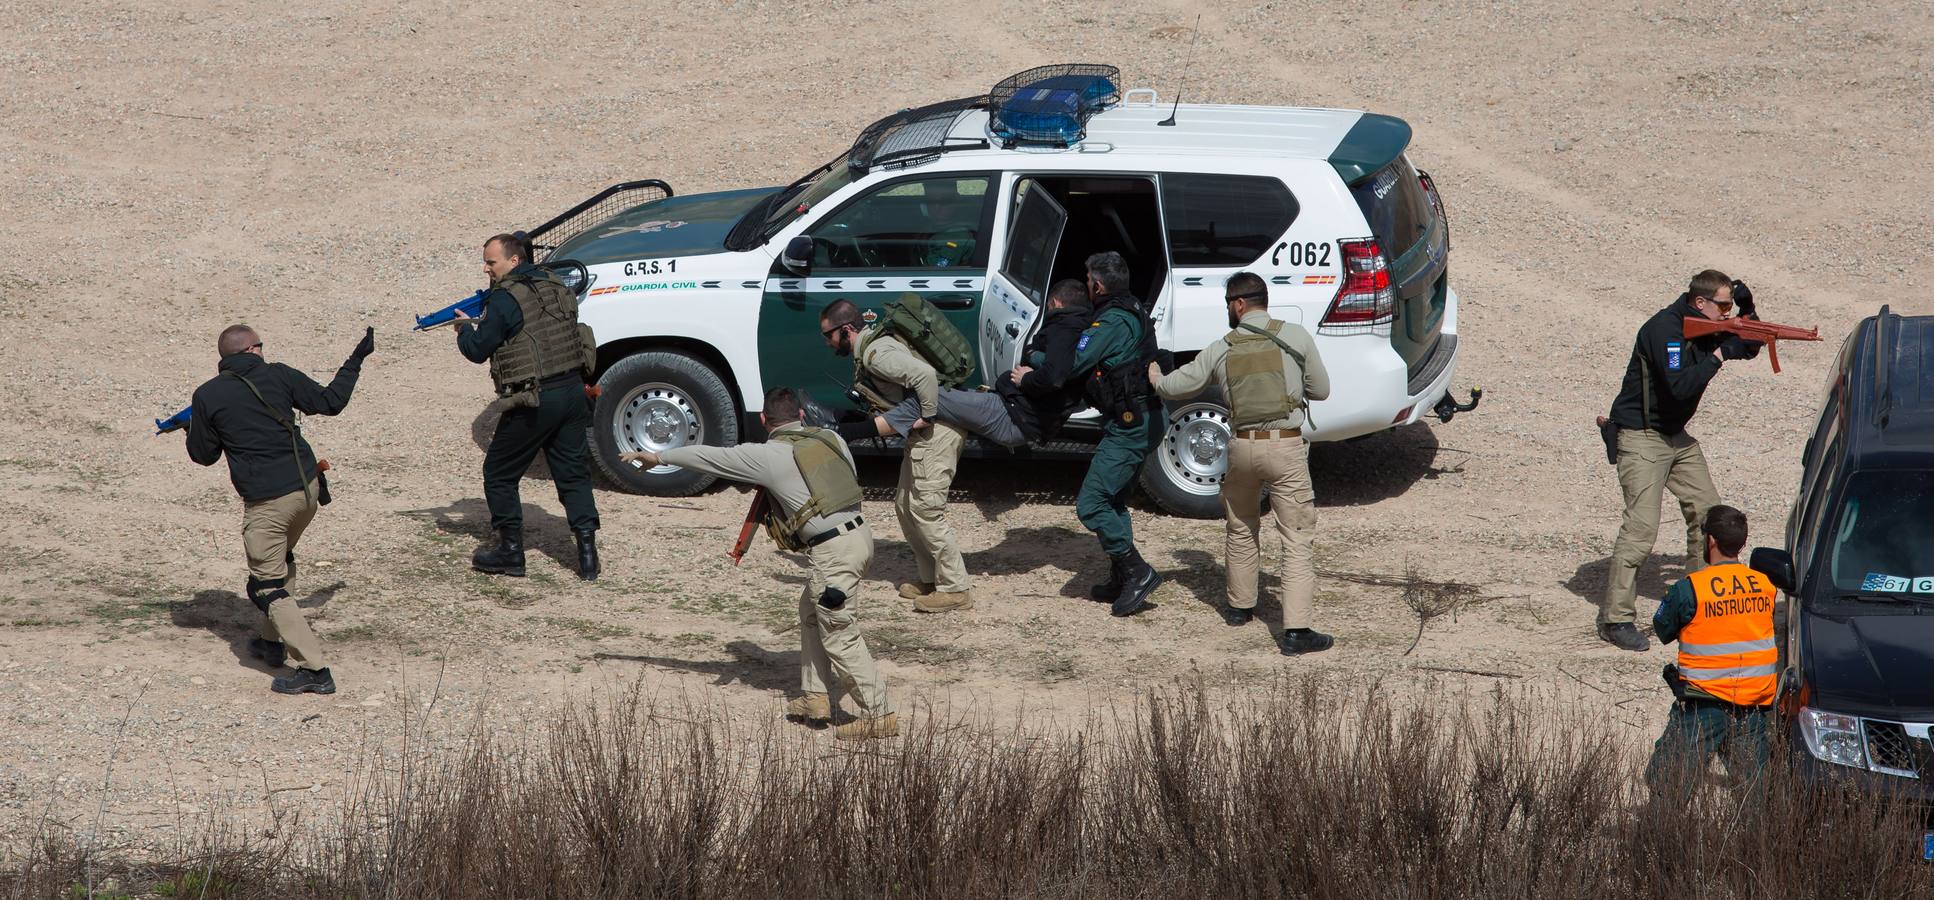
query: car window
[
  {"left": 1794, "top": 432, "right": 1840, "bottom": 579},
  {"left": 1826, "top": 471, "right": 1934, "bottom": 595},
  {"left": 1160, "top": 173, "right": 1299, "bottom": 267},
  {"left": 1350, "top": 154, "right": 1435, "bottom": 259},
  {"left": 807, "top": 175, "right": 992, "bottom": 270}
]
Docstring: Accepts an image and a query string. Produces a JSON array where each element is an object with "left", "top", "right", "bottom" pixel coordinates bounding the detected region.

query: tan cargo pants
[
  {"left": 799, "top": 523, "right": 891, "bottom": 715},
  {"left": 242, "top": 481, "right": 327, "bottom": 670},
  {"left": 1222, "top": 435, "right": 1319, "bottom": 629},
  {"left": 1602, "top": 428, "right": 1721, "bottom": 624},
  {"left": 895, "top": 421, "right": 971, "bottom": 593}
]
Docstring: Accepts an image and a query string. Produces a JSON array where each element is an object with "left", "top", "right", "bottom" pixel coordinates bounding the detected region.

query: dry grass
[{"left": 5, "top": 680, "right": 1931, "bottom": 899}]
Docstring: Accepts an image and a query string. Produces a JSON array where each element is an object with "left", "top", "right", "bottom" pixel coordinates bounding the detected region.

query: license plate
[{"left": 1923, "top": 832, "right": 1934, "bottom": 861}]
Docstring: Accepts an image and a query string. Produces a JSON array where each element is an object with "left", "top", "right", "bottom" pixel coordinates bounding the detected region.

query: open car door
[{"left": 979, "top": 178, "right": 1068, "bottom": 380}]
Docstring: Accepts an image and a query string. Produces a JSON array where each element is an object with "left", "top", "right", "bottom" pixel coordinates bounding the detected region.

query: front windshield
[
  {"left": 1828, "top": 470, "right": 1934, "bottom": 597},
  {"left": 759, "top": 152, "right": 859, "bottom": 240}
]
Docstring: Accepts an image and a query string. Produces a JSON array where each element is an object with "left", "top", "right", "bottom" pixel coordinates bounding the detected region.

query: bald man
[{"left": 185, "top": 323, "right": 372, "bottom": 695}]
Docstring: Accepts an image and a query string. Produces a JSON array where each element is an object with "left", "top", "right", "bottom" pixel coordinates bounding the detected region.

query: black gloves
[
  {"left": 1730, "top": 279, "right": 1756, "bottom": 320},
  {"left": 350, "top": 326, "right": 376, "bottom": 361}
]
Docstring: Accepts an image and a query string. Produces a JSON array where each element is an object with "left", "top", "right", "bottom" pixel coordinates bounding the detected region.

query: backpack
[{"left": 876, "top": 292, "right": 975, "bottom": 387}]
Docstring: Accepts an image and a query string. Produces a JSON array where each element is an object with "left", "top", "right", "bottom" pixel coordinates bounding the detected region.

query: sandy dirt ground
[{"left": 1, "top": 0, "right": 1931, "bottom": 850}]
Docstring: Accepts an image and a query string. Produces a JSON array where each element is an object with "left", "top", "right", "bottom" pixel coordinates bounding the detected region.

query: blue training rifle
[
  {"left": 413, "top": 289, "right": 488, "bottom": 331},
  {"left": 155, "top": 405, "right": 192, "bottom": 435}
]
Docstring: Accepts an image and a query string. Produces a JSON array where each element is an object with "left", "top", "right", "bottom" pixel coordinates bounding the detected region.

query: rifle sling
[{"left": 227, "top": 372, "right": 313, "bottom": 495}]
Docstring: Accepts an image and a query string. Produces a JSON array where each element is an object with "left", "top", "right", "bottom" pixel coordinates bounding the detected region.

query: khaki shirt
[
  {"left": 857, "top": 327, "right": 940, "bottom": 417},
  {"left": 659, "top": 422, "right": 860, "bottom": 537},
  {"left": 1154, "top": 309, "right": 1331, "bottom": 430}
]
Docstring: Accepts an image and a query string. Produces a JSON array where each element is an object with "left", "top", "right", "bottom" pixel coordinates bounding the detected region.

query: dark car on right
[{"left": 1750, "top": 307, "right": 1934, "bottom": 811}]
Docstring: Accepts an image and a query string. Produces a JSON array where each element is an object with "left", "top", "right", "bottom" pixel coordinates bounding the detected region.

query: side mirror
[
  {"left": 1749, "top": 547, "right": 1796, "bottom": 594},
  {"left": 781, "top": 236, "right": 814, "bottom": 275}
]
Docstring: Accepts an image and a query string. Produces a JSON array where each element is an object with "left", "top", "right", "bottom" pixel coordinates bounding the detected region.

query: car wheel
[
  {"left": 591, "top": 350, "right": 739, "bottom": 496},
  {"left": 1141, "top": 400, "right": 1229, "bottom": 519}
]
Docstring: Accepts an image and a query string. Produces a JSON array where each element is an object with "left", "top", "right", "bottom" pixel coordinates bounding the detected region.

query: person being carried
[
  {"left": 185, "top": 323, "right": 373, "bottom": 695},
  {"left": 621, "top": 388, "right": 897, "bottom": 741},
  {"left": 837, "top": 278, "right": 1093, "bottom": 448}
]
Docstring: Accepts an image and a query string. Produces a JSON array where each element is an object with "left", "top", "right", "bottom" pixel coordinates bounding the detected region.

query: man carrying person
[
  {"left": 621, "top": 388, "right": 897, "bottom": 741},
  {"left": 1150, "top": 272, "right": 1334, "bottom": 655}
]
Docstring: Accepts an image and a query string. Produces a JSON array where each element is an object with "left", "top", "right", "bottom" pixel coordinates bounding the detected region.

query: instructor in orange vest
[{"left": 1643, "top": 504, "right": 1777, "bottom": 795}]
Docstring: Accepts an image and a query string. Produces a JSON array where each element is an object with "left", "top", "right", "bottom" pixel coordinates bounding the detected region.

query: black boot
[
  {"left": 1280, "top": 629, "right": 1335, "bottom": 656},
  {"left": 1089, "top": 555, "right": 1127, "bottom": 601},
  {"left": 271, "top": 667, "right": 335, "bottom": 695},
  {"left": 472, "top": 527, "right": 526, "bottom": 577},
  {"left": 248, "top": 638, "right": 287, "bottom": 668},
  {"left": 575, "top": 529, "right": 600, "bottom": 581},
  {"left": 1110, "top": 547, "right": 1162, "bottom": 618}
]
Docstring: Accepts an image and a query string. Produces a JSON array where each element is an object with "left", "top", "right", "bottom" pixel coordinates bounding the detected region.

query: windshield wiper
[{"left": 1834, "top": 593, "right": 1934, "bottom": 606}]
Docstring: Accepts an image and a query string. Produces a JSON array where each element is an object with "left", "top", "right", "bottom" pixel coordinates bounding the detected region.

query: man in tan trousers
[
  {"left": 819, "top": 299, "right": 973, "bottom": 614},
  {"left": 1151, "top": 272, "right": 1333, "bottom": 655},
  {"left": 624, "top": 387, "right": 897, "bottom": 741},
  {"left": 186, "top": 323, "right": 372, "bottom": 694}
]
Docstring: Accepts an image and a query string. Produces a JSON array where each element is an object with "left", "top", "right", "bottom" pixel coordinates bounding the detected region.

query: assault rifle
[
  {"left": 412, "top": 289, "right": 488, "bottom": 331},
  {"left": 155, "top": 405, "right": 192, "bottom": 435},
  {"left": 1682, "top": 316, "right": 1821, "bottom": 374},
  {"left": 729, "top": 489, "right": 770, "bottom": 565}
]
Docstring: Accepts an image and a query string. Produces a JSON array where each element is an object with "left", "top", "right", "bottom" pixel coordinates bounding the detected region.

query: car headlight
[{"left": 1799, "top": 706, "right": 1867, "bottom": 769}]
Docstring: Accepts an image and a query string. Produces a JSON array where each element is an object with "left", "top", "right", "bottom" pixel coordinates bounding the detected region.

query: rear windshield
[
  {"left": 1349, "top": 155, "right": 1434, "bottom": 258},
  {"left": 1826, "top": 470, "right": 1934, "bottom": 596}
]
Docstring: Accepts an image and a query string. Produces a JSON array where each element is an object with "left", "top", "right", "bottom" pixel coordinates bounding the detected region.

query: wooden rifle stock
[
  {"left": 730, "top": 489, "right": 769, "bottom": 565},
  {"left": 1682, "top": 316, "right": 1820, "bottom": 374}
]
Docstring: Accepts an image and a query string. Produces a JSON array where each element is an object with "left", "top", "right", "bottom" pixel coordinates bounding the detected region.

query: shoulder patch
[
  {"left": 1665, "top": 341, "right": 1683, "bottom": 371},
  {"left": 1077, "top": 333, "right": 1092, "bottom": 351}
]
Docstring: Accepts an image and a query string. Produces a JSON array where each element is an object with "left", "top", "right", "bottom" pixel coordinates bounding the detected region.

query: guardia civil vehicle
[{"left": 530, "top": 65, "right": 1478, "bottom": 518}]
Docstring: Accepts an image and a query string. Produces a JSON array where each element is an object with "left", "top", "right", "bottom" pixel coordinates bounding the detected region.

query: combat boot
[
  {"left": 248, "top": 638, "right": 287, "bottom": 669},
  {"left": 574, "top": 529, "right": 600, "bottom": 581},
  {"left": 1089, "top": 556, "right": 1127, "bottom": 602},
  {"left": 1279, "top": 629, "right": 1335, "bottom": 656},
  {"left": 271, "top": 667, "right": 335, "bottom": 695},
  {"left": 472, "top": 527, "right": 526, "bottom": 577},
  {"left": 1597, "top": 622, "right": 1650, "bottom": 652},
  {"left": 914, "top": 589, "right": 974, "bottom": 613},
  {"left": 897, "top": 581, "right": 936, "bottom": 600},
  {"left": 785, "top": 692, "right": 832, "bottom": 723},
  {"left": 1110, "top": 547, "right": 1162, "bottom": 618},
  {"left": 833, "top": 713, "right": 899, "bottom": 741}
]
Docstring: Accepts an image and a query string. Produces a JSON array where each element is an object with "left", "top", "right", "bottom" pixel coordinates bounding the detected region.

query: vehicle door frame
[{"left": 978, "top": 172, "right": 1072, "bottom": 378}]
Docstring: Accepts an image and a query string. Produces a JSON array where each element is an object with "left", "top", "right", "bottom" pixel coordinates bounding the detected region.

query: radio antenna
[{"left": 1157, "top": 14, "right": 1202, "bottom": 127}]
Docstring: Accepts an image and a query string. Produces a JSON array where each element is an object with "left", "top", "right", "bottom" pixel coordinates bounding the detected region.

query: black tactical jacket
[
  {"left": 187, "top": 351, "right": 361, "bottom": 501},
  {"left": 1000, "top": 304, "right": 1093, "bottom": 441},
  {"left": 1608, "top": 293, "right": 1760, "bottom": 435}
]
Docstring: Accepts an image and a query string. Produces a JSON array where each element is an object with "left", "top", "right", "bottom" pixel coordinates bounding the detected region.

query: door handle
[
  {"left": 929, "top": 295, "right": 974, "bottom": 310},
  {"left": 1005, "top": 322, "right": 1021, "bottom": 337}
]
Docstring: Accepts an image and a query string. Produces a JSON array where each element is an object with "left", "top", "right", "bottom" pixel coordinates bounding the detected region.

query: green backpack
[{"left": 876, "top": 292, "right": 975, "bottom": 387}]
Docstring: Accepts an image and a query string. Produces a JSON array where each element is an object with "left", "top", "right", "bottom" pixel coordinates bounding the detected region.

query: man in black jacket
[
  {"left": 451, "top": 232, "right": 600, "bottom": 580},
  {"left": 1598, "top": 269, "right": 1760, "bottom": 651},
  {"left": 186, "top": 323, "right": 372, "bottom": 694},
  {"left": 849, "top": 279, "right": 1093, "bottom": 448}
]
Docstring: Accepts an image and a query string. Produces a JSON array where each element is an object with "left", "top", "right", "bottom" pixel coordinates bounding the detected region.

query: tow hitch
[{"left": 1433, "top": 387, "right": 1483, "bottom": 423}]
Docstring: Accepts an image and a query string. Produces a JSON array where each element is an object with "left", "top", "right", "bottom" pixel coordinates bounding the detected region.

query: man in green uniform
[
  {"left": 621, "top": 388, "right": 896, "bottom": 741},
  {"left": 452, "top": 232, "right": 601, "bottom": 581},
  {"left": 1150, "top": 272, "right": 1334, "bottom": 654},
  {"left": 1014, "top": 251, "right": 1163, "bottom": 617}
]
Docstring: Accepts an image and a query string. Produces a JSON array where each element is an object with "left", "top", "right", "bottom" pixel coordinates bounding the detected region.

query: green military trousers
[
  {"left": 1643, "top": 700, "right": 1769, "bottom": 799},
  {"left": 1077, "top": 408, "right": 1164, "bottom": 556}
]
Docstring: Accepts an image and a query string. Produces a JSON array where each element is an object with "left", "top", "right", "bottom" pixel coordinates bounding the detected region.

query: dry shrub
[{"left": 5, "top": 680, "right": 1932, "bottom": 899}]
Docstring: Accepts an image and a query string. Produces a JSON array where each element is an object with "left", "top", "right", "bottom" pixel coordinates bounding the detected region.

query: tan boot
[
  {"left": 914, "top": 589, "right": 974, "bottom": 613},
  {"left": 785, "top": 692, "right": 831, "bottom": 723},
  {"left": 897, "top": 581, "right": 936, "bottom": 600},
  {"left": 833, "top": 713, "right": 899, "bottom": 741}
]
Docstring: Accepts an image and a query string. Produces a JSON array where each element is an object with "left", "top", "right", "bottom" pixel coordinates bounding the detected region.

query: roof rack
[
  {"left": 848, "top": 95, "right": 989, "bottom": 173},
  {"left": 988, "top": 63, "right": 1121, "bottom": 148},
  {"left": 1875, "top": 304, "right": 1896, "bottom": 429}
]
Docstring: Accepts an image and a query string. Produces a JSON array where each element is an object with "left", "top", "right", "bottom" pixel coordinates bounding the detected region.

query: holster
[
  {"left": 316, "top": 469, "right": 332, "bottom": 506},
  {"left": 1599, "top": 417, "right": 1620, "bottom": 466},
  {"left": 1662, "top": 663, "right": 1690, "bottom": 701}
]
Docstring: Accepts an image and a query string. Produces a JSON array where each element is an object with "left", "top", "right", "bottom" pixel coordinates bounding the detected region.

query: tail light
[
  {"left": 1321, "top": 238, "right": 1394, "bottom": 329},
  {"left": 1418, "top": 170, "right": 1448, "bottom": 249}
]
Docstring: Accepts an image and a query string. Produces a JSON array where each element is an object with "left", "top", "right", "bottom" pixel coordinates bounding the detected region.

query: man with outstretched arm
[{"left": 621, "top": 388, "right": 897, "bottom": 742}]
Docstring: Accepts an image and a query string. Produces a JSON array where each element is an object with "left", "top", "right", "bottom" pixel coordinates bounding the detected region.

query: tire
[
  {"left": 590, "top": 350, "right": 739, "bottom": 496},
  {"left": 1140, "top": 397, "right": 1231, "bottom": 519}
]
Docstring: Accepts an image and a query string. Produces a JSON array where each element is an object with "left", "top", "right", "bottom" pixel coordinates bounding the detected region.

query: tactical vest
[
  {"left": 763, "top": 427, "right": 864, "bottom": 551},
  {"left": 1678, "top": 562, "right": 1779, "bottom": 707},
  {"left": 488, "top": 270, "right": 592, "bottom": 398},
  {"left": 850, "top": 328, "right": 897, "bottom": 412},
  {"left": 1224, "top": 320, "right": 1309, "bottom": 430},
  {"left": 1083, "top": 296, "right": 1158, "bottom": 425}
]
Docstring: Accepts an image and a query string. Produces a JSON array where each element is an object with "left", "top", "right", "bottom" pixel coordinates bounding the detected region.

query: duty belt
[
  {"left": 1234, "top": 428, "right": 1302, "bottom": 440},
  {"left": 804, "top": 515, "right": 865, "bottom": 548},
  {"left": 499, "top": 371, "right": 583, "bottom": 397}
]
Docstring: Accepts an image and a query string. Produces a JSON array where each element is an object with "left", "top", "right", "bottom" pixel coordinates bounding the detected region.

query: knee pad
[
  {"left": 252, "top": 581, "right": 288, "bottom": 615},
  {"left": 817, "top": 587, "right": 847, "bottom": 611}
]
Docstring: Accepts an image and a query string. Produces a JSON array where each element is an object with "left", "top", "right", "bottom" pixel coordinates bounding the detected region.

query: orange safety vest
[{"left": 1678, "top": 561, "right": 1779, "bottom": 707}]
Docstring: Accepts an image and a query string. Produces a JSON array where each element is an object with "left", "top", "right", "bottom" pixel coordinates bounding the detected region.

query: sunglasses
[
  {"left": 1225, "top": 292, "right": 1265, "bottom": 303},
  {"left": 245, "top": 342, "right": 264, "bottom": 351},
  {"left": 821, "top": 325, "right": 846, "bottom": 339}
]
